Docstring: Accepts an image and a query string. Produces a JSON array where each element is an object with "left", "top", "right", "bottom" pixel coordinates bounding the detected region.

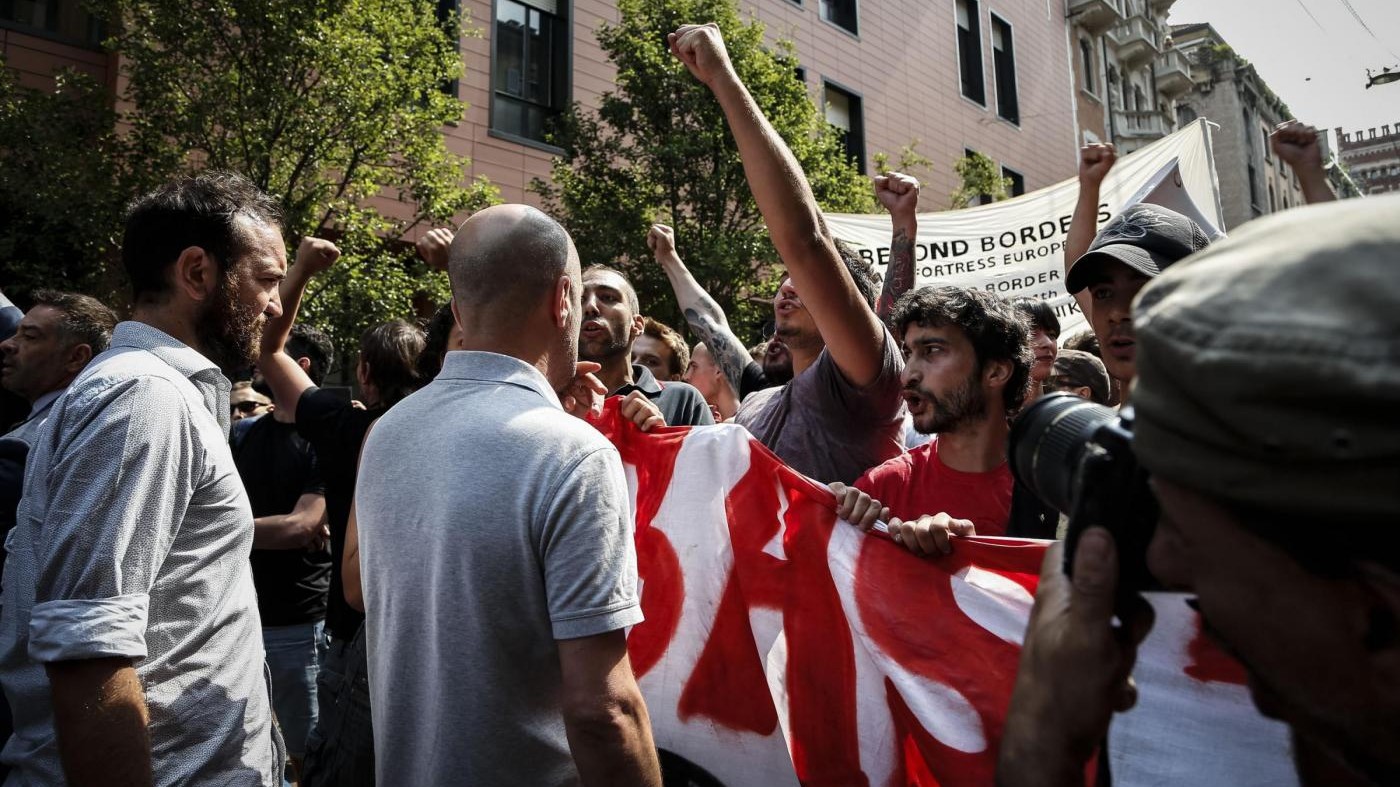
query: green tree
[
  {"left": 950, "top": 151, "right": 1013, "bottom": 209},
  {"left": 1, "top": 0, "right": 497, "bottom": 368},
  {"left": 0, "top": 65, "right": 143, "bottom": 303},
  {"left": 535, "top": 0, "right": 874, "bottom": 341},
  {"left": 106, "top": 0, "right": 499, "bottom": 363}
]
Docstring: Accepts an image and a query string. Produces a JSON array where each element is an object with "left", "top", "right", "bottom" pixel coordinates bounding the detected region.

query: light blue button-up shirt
[{"left": 0, "top": 321, "right": 282, "bottom": 785}]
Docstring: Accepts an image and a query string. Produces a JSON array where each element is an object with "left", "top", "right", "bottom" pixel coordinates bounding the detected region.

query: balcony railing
[
  {"left": 1118, "top": 109, "right": 1168, "bottom": 138},
  {"left": 1155, "top": 49, "right": 1193, "bottom": 96},
  {"left": 1068, "top": 0, "right": 1126, "bottom": 35},
  {"left": 1111, "top": 15, "right": 1161, "bottom": 68}
]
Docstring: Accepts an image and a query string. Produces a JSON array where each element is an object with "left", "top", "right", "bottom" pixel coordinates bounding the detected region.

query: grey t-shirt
[
  {"left": 356, "top": 351, "right": 643, "bottom": 787},
  {"left": 735, "top": 329, "right": 906, "bottom": 484}
]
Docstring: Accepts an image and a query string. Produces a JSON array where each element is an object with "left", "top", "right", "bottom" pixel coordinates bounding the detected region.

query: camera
[{"left": 1009, "top": 393, "right": 1159, "bottom": 597}]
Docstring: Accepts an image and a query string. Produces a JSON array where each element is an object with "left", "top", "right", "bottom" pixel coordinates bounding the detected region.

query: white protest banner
[{"left": 825, "top": 118, "right": 1225, "bottom": 337}]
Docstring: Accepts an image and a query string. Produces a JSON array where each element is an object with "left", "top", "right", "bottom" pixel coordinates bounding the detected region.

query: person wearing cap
[
  {"left": 999, "top": 195, "right": 1400, "bottom": 785},
  {"left": 1062, "top": 145, "right": 1211, "bottom": 390},
  {"left": 1044, "top": 349, "right": 1111, "bottom": 406}
]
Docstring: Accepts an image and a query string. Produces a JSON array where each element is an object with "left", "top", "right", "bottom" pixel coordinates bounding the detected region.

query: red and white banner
[{"left": 593, "top": 407, "right": 1296, "bottom": 786}]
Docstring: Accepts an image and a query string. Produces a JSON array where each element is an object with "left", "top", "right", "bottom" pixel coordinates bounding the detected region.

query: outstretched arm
[
  {"left": 669, "top": 24, "right": 887, "bottom": 387},
  {"left": 1065, "top": 144, "right": 1116, "bottom": 316},
  {"left": 873, "top": 172, "right": 920, "bottom": 320},
  {"left": 1271, "top": 121, "right": 1335, "bottom": 205},
  {"left": 258, "top": 238, "right": 340, "bottom": 418},
  {"left": 647, "top": 224, "right": 751, "bottom": 395}
]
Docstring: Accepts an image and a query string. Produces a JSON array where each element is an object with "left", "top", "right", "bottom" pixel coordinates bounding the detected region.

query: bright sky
[{"left": 1167, "top": 0, "right": 1400, "bottom": 149}]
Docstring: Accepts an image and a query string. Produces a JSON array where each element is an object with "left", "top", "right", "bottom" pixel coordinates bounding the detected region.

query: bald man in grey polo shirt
[{"left": 355, "top": 205, "right": 661, "bottom": 787}]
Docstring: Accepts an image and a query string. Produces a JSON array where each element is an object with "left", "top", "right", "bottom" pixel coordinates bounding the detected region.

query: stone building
[
  {"left": 1335, "top": 124, "right": 1400, "bottom": 195},
  {"left": 1065, "top": 0, "right": 1192, "bottom": 153},
  {"left": 1170, "top": 22, "right": 1307, "bottom": 229}
]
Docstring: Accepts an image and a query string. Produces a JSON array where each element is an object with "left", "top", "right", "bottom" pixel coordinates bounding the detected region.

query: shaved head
[{"left": 450, "top": 204, "right": 578, "bottom": 314}]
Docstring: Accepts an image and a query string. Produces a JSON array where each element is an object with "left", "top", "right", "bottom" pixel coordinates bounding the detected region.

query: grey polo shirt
[
  {"left": 0, "top": 321, "right": 282, "bottom": 785},
  {"left": 357, "top": 350, "right": 642, "bottom": 786}
]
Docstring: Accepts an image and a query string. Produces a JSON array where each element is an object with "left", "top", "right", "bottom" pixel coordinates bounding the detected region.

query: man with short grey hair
[{"left": 355, "top": 204, "right": 661, "bottom": 786}]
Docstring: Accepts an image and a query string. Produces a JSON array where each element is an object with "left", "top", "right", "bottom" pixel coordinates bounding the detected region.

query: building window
[
  {"left": 991, "top": 15, "right": 1018, "bottom": 124},
  {"left": 819, "top": 0, "right": 858, "bottom": 35},
  {"left": 0, "top": 0, "right": 104, "bottom": 47},
  {"left": 824, "top": 81, "right": 865, "bottom": 173},
  {"left": 1079, "top": 37, "right": 1096, "bottom": 95},
  {"left": 955, "top": 0, "right": 985, "bottom": 104},
  {"left": 437, "top": 0, "right": 461, "bottom": 97},
  {"left": 1247, "top": 164, "right": 1261, "bottom": 213},
  {"left": 492, "top": 0, "right": 568, "bottom": 145},
  {"left": 1002, "top": 166, "right": 1025, "bottom": 197}
]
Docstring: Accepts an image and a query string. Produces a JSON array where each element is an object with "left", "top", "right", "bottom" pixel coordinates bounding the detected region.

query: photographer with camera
[{"left": 999, "top": 196, "right": 1400, "bottom": 785}]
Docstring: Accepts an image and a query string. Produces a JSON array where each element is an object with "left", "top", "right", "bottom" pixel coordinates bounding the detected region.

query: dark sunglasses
[{"left": 232, "top": 400, "right": 266, "bottom": 414}]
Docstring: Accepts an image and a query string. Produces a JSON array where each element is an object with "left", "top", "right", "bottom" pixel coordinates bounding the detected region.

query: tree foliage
[
  {"left": 1, "top": 0, "right": 498, "bottom": 367},
  {"left": 950, "top": 151, "right": 1013, "bottom": 209},
  {"left": 0, "top": 65, "right": 143, "bottom": 303},
  {"left": 535, "top": 0, "right": 874, "bottom": 341}
]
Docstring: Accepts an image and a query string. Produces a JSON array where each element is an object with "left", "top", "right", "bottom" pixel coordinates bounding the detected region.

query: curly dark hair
[
  {"left": 286, "top": 323, "right": 334, "bottom": 387},
  {"left": 1008, "top": 296, "right": 1061, "bottom": 339},
  {"left": 889, "top": 285, "right": 1033, "bottom": 414},
  {"left": 29, "top": 290, "right": 118, "bottom": 355}
]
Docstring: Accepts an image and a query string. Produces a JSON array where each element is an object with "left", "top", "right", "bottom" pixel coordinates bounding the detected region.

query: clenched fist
[
  {"left": 416, "top": 227, "right": 454, "bottom": 272},
  {"left": 667, "top": 24, "right": 736, "bottom": 87},
  {"left": 1078, "top": 143, "right": 1117, "bottom": 188},
  {"left": 1270, "top": 120, "right": 1323, "bottom": 172},
  {"left": 647, "top": 223, "right": 676, "bottom": 258},
  {"left": 295, "top": 237, "right": 340, "bottom": 275},
  {"left": 874, "top": 172, "right": 921, "bottom": 218}
]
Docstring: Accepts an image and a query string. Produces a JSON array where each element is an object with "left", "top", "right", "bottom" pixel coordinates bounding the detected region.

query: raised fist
[
  {"left": 1078, "top": 143, "right": 1117, "bottom": 187},
  {"left": 416, "top": 227, "right": 454, "bottom": 272},
  {"left": 874, "top": 172, "right": 921, "bottom": 217},
  {"left": 667, "top": 23, "right": 735, "bottom": 87},
  {"left": 1270, "top": 121, "right": 1323, "bottom": 172},
  {"left": 647, "top": 224, "right": 676, "bottom": 258},
  {"left": 295, "top": 237, "right": 340, "bottom": 275}
]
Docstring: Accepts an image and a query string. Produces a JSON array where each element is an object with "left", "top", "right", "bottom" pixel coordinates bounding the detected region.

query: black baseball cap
[{"left": 1066, "top": 203, "right": 1211, "bottom": 294}]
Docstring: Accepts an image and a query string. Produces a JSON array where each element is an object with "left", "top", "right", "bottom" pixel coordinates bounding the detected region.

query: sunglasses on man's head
[{"left": 232, "top": 401, "right": 266, "bottom": 414}]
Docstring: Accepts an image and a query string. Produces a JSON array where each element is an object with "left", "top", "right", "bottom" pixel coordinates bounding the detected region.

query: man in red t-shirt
[{"left": 848, "top": 285, "right": 1032, "bottom": 557}]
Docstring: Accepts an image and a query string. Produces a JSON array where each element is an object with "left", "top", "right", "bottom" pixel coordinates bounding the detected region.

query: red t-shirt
[{"left": 854, "top": 440, "right": 1014, "bottom": 536}]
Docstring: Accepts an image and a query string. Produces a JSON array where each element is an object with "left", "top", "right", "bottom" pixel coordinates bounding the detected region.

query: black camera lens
[{"left": 1010, "top": 393, "right": 1119, "bottom": 512}]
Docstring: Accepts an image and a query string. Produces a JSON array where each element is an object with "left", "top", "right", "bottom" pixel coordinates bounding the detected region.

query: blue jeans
[
  {"left": 301, "top": 625, "right": 375, "bottom": 787},
  {"left": 263, "top": 620, "right": 327, "bottom": 769}
]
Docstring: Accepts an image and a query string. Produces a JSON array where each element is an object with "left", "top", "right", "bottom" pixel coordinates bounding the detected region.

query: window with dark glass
[
  {"left": 1, "top": 0, "right": 104, "bottom": 46},
  {"left": 492, "top": 0, "right": 568, "bottom": 144},
  {"left": 956, "top": 0, "right": 984, "bottom": 104},
  {"left": 1002, "top": 166, "right": 1025, "bottom": 197},
  {"left": 820, "top": 0, "right": 858, "bottom": 35},
  {"left": 991, "top": 15, "right": 1018, "bottom": 123},
  {"left": 824, "top": 81, "right": 865, "bottom": 174},
  {"left": 437, "top": 0, "right": 461, "bottom": 97},
  {"left": 1079, "top": 38, "right": 1096, "bottom": 95}
]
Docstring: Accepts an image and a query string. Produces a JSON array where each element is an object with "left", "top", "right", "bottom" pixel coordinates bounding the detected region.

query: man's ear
[
  {"left": 296, "top": 356, "right": 312, "bottom": 375},
  {"left": 1073, "top": 385, "right": 1092, "bottom": 400},
  {"left": 62, "top": 343, "right": 94, "bottom": 375},
  {"left": 629, "top": 313, "right": 644, "bottom": 342},
  {"left": 554, "top": 276, "right": 572, "bottom": 329},
  {"left": 172, "top": 246, "right": 221, "bottom": 302},
  {"left": 983, "top": 358, "right": 1013, "bottom": 388},
  {"left": 357, "top": 360, "right": 371, "bottom": 388}
]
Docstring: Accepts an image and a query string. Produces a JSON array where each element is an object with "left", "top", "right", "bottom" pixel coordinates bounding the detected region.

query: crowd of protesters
[{"left": 0, "top": 20, "right": 1395, "bottom": 787}]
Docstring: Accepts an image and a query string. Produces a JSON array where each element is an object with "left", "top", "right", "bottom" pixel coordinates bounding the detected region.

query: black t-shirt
[
  {"left": 296, "top": 387, "right": 385, "bottom": 640},
  {"left": 612, "top": 364, "right": 714, "bottom": 427},
  {"left": 234, "top": 415, "right": 329, "bottom": 626}
]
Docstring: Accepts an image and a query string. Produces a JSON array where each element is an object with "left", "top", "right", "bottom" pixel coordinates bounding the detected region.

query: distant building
[
  {"left": 1171, "top": 23, "right": 1306, "bottom": 230},
  {"left": 1066, "top": 0, "right": 1192, "bottom": 154},
  {"left": 1335, "top": 124, "right": 1400, "bottom": 195},
  {"left": 1318, "top": 134, "right": 1365, "bottom": 199}
]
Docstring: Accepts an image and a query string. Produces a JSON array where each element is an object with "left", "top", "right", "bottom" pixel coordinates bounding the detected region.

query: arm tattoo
[
  {"left": 876, "top": 227, "right": 915, "bottom": 321},
  {"left": 684, "top": 308, "right": 748, "bottom": 395}
]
